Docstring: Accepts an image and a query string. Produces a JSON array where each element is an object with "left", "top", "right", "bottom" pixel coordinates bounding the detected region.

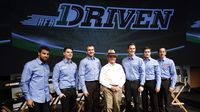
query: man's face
[
  {"left": 38, "top": 49, "right": 49, "bottom": 62},
  {"left": 87, "top": 46, "right": 95, "bottom": 57},
  {"left": 63, "top": 48, "right": 73, "bottom": 60},
  {"left": 143, "top": 49, "right": 151, "bottom": 58},
  {"left": 108, "top": 55, "right": 116, "bottom": 64},
  {"left": 158, "top": 48, "right": 166, "bottom": 58},
  {"left": 128, "top": 45, "right": 136, "bottom": 56}
]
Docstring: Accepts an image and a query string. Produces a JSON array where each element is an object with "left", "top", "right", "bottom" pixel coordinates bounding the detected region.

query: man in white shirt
[{"left": 100, "top": 49, "right": 126, "bottom": 112}]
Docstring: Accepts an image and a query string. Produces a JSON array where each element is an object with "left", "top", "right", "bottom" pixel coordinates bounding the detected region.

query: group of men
[{"left": 20, "top": 43, "right": 177, "bottom": 112}]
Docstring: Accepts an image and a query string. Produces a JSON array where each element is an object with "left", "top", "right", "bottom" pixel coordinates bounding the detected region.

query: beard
[{"left": 40, "top": 57, "right": 48, "bottom": 63}]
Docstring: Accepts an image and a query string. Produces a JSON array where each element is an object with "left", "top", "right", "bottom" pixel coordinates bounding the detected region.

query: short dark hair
[
  {"left": 143, "top": 46, "right": 151, "bottom": 52},
  {"left": 128, "top": 43, "right": 135, "bottom": 48},
  {"left": 63, "top": 47, "right": 73, "bottom": 52},
  {"left": 86, "top": 43, "right": 94, "bottom": 50},
  {"left": 158, "top": 47, "right": 166, "bottom": 53},
  {"left": 38, "top": 46, "right": 50, "bottom": 53}
]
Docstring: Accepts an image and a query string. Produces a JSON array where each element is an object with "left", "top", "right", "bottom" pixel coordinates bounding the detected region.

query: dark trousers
[
  {"left": 60, "top": 88, "right": 77, "bottom": 112},
  {"left": 85, "top": 81, "right": 100, "bottom": 112},
  {"left": 158, "top": 79, "right": 172, "bottom": 112},
  {"left": 125, "top": 80, "right": 140, "bottom": 112},
  {"left": 28, "top": 101, "right": 50, "bottom": 112},
  {"left": 142, "top": 80, "right": 159, "bottom": 112}
]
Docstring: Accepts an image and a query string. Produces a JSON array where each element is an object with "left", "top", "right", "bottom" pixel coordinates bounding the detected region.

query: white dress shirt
[{"left": 100, "top": 63, "right": 126, "bottom": 89}]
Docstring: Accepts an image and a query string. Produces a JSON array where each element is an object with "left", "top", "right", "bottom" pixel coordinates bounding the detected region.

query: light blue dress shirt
[
  {"left": 79, "top": 56, "right": 101, "bottom": 93},
  {"left": 20, "top": 58, "right": 51, "bottom": 103},
  {"left": 122, "top": 55, "right": 146, "bottom": 86},
  {"left": 144, "top": 57, "right": 161, "bottom": 88},
  {"left": 157, "top": 57, "right": 177, "bottom": 88},
  {"left": 52, "top": 59, "right": 78, "bottom": 95}
]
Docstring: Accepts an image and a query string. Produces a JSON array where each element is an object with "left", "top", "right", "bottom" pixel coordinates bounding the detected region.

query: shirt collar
[
  {"left": 36, "top": 58, "right": 44, "bottom": 65},
  {"left": 163, "top": 57, "right": 166, "bottom": 60},
  {"left": 144, "top": 57, "right": 151, "bottom": 62},
  {"left": 108, "top": 63, "right": 116, "bottom": 66},
  {"left": 87, "top": 56, "right": 95, "bottom": 60},
  {"left": 128, "top": 55, "right": 135, "bottom": 60},
  {"left": 159, "top": 57, "right": 166, "bottom": 62},
  {"left": 63, "top": 59, "right": 72, "bottom": 64}
]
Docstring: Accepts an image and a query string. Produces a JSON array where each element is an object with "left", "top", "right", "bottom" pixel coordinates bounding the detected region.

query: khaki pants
[{"left": 102, "top": 86, "right": 122, "bottom": 112}]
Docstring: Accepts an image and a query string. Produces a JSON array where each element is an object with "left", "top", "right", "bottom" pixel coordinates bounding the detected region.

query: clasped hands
[{"left": 111, "top": 85, "right": 122, "bottom": 92}]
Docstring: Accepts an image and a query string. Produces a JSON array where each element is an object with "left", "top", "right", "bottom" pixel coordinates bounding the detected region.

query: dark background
[{"left": 0, "top": 0, "right": 199, "bottom": 77}]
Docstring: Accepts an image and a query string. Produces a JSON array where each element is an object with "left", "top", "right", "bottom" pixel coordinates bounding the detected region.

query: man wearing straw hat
[{"left": 100, "top": 49, "right": 126, "bottom": 112}]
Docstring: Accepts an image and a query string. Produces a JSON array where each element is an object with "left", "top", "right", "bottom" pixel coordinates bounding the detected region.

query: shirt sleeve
[
  {"left": 75, "top": 65, "right": 79, "bottom": 90},
  {"left": 155, "top": 63, "right": 161, "bottom": 88},
  {"left": 46, "top": 65, "right": 51, "bottom": 95},
  {"left": 20, "top": 63, "right": 32, "bottom": 100},
  {"left": 98, "top": 59, "right": 102, "bottom": 79},
  {"left": 78, "top": 60, "right": 88, "bottom": 93},
  {"left": 121, "top": 59, "right": 126, "bottom": 74},
  {"left": 99, "top": 67, "right": 112, "bottom": 89},
  {"left": 118, "top": 65, "right": 126, "bottom": 88},
  {"left": 139, "top": 60, "right": 146, "bottom": 86},
  {"left": 52, "top": 64, "right": 61, "bottom": 95},
  {"left": 170, "top": 60, "right": 177, "bottom": 88}
]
